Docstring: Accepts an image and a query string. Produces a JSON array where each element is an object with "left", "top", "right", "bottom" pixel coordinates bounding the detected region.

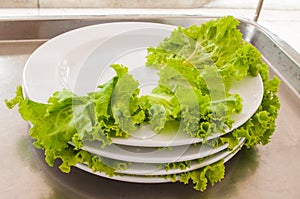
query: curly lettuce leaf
[
  {"left": 139, "top": 86, "right": 180, "bottom": 132},
  {"left": 5, "top": 64, "right": 145, "bottom": 174},
  {"left": 6, "top": 87, "right": 108, "bottom": 170},
  {"left": 232, "top": 75, "right": 281, "bottom": 147},
  {"left": 174, "top": 160, "right": 225, "bottom": 192},
  {"left": 110, "top": 64, "right": 145, "bottom": 136},
  {"left": 158, "top": 160, "right": 192, "bottom": 172},
  {"left": 146, "top": 16, "right": 259, "bottom": 91},
  {"left": 145, "top": 16, "right": 259, "bottom": 140}
]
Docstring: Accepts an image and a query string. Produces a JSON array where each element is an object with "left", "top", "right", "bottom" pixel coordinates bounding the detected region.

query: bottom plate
[
  {"left": 76, "top": 142, "right": 243, "bottom": 183},
  {"left": 100, "top": 138, "right": 244, "bottom": 176}
]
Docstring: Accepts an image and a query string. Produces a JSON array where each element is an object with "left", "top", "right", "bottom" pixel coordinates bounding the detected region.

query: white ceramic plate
[
  {"left": 23, "top": 22, "right": 176, "bottom": 103},
  {"left": 76, "top": 142, "right": 243, "bottom": 183},
  {"left": 75, "top": 163, "right": 174, "bottom": 184},
  {"left": 78, "top": 27, "right": 263, "bottom": 147},
  {"left": 81, "top": 139, "right": 230, "bottom": 163},
  {"left": 95, "top": 138, "right": 244, "bottom": 176}
]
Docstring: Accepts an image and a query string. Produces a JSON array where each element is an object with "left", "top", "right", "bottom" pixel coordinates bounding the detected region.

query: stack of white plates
[{"left": 23, "top": 22, "right": 263, "bottom": 183}]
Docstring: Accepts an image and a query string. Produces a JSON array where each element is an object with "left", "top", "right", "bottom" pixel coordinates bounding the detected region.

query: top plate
[
  {"left": 23, "top": 22, "right": 263, "bottom": 147},
  {"left": 79, "top": 26, "right": 263, "bottom": 147}
]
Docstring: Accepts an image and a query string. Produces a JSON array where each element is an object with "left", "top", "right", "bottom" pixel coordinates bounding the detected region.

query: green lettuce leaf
[
  {"left": 110, "top": 64, "right": 144, "bottom": 136},
  {"left": 5, "top": 64, "right": 145, "bottom": 174},
  {"left": 176, "top": 160, "right": 225, "bottom": 192},
  {"left": 145, "top": 16, "right": 261, "bottom": 140}
]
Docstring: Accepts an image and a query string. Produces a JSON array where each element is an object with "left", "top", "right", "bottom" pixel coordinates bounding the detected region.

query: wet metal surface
[{"left": 0, "top": 17, "right": 299, "bottom": 198}]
